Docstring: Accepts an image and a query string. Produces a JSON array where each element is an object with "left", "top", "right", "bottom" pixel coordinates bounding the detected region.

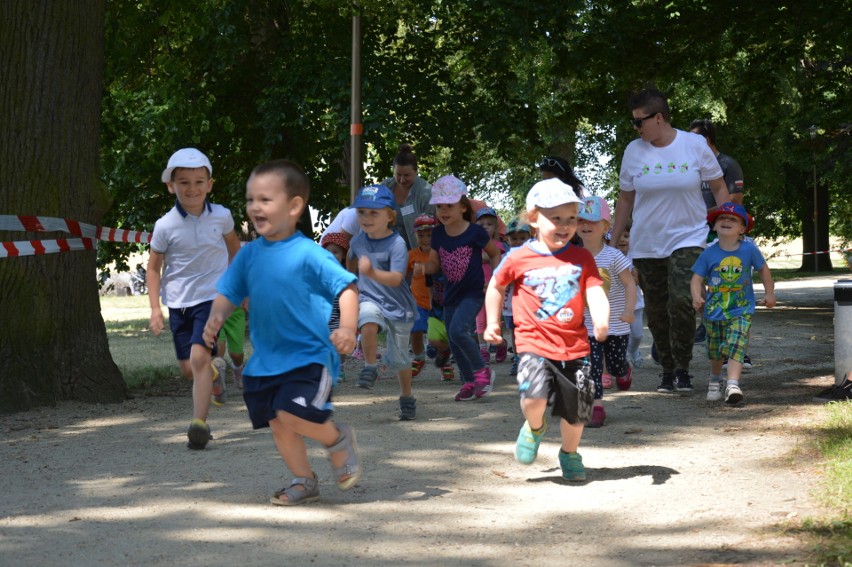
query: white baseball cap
[
  {"left": 161, "top": 148, "right": 212, "bottom": 182},
  {"left": 525, "top": 178, "right": 581, "bottom": 211}
]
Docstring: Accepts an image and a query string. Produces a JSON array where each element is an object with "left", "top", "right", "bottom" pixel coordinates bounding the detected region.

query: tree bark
[
  {"left": 0, "top": 1, "right": 126, "bottom": 413},
  {"left": 799, "top": 176, "right": 834, "bottom": 273}
]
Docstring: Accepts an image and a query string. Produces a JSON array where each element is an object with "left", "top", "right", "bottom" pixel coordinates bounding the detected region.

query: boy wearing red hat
[{"left": 690, "top": 203, "right": 776, "bottom": 404}]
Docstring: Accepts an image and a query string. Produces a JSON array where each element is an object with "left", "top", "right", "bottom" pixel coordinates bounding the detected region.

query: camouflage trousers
[{"left": 633, "top": 247, "right": 702, "bottom": 374}]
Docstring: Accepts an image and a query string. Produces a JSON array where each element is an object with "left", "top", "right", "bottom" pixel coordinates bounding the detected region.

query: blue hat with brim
[{"left": 352, "top": 184, "right": 395, "bottom": 209}]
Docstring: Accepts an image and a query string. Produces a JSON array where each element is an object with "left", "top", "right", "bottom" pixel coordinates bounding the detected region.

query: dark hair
[
  {"left": 689, "top": 118, "right": 716, "bottom": 146},
  {"left": 538, "top": 155, "right": 586, "bottom": 198},
  {"left": 249, "top": 159, "right": 310, "bottom": 204},
  {"left": 628, "top": 89, "right": 671, "bottom": 123},
  {"left": 392, "top": 143, "right": 418, "bottom": 170},
  {"left": 459, "top": 196, "right": 474, "bottom": 222}
]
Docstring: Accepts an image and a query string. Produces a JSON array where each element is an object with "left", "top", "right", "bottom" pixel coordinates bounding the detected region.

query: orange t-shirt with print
[{"left": 407, "top": 247, "right": 431, "bottom": 309}]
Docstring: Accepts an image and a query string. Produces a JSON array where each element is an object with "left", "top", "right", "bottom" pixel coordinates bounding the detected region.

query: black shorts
[
  {"left": 516, "top": 353, "right": 593, "bottom": 425},
  {"left": 243, "top": 363, "right": 334, "bottom": 429}
]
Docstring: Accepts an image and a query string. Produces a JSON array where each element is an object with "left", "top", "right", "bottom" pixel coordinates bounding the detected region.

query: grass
[
  {"left": 769, "top": 267, "right": 850, "bottom": 283},
  {"left": 795, "top": 402, "right": 852, "bottom": 566}
]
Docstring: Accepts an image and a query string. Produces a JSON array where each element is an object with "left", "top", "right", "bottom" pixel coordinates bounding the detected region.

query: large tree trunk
[
  {"left": 799, "top": 176, "right": 834, "bottom": 273},
  {"left": 0, "top": 1, "right": 126, "bottom": 413}
]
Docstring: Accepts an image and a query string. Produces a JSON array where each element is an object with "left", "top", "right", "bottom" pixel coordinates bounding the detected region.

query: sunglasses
[
  {"left": 539, "top": 158, "right": 566, "bottom": 173},
  {"left": 631, "top": 112, "right": 657, "bottom": 128}
]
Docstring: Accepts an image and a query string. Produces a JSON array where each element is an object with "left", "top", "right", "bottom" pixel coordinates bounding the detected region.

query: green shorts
[{"left": 220, "top": 307, "right": 246, "bottom": 355}]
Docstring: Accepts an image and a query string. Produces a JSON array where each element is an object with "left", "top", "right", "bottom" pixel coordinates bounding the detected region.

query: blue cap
[
  {"left": 352, "top": 184, "right": 395, "bottom": 209},
  {"left": 476, "top": 207, "right": 498, "bottom": 220}
]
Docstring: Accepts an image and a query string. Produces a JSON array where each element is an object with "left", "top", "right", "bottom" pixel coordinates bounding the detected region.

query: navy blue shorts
[
  {"left": 412, "top": 306, "right": 429, "bottom": 334},
  {"left": 243, "top": 363, "right": 334, "bottom": 429},
  {"left": 168, "top": 301, "right": 217, "bottom": 360}
]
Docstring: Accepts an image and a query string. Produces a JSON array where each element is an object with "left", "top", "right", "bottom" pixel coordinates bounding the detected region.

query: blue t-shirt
[
  {"left": 217, "top": 232, "right": 356, "bottom": 381},
  {"left": 430, "top": 222, "right": 490, "bottom": 306},
  {"left": 691, "top": 240, "right": 766, "bottom": 321},
  {"left": 348, "top": 230, "right": 417, "bottom": 322}
]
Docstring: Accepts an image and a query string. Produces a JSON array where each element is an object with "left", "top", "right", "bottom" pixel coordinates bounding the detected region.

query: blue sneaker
[
  {"left": 559, "top": 451, "right": 586, "bottom": 482},
  {"left": 357, "top": 365, "right": 378, "bottom": 389},
  {"left": 514, "top": 419, "right": 546, "bottom": 465}
]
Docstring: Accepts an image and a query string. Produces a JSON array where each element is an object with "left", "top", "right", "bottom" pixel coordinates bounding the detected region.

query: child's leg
[
  {"left": 385, "top": 320, "right": 414, "bottom": 398},
  {"left": 410, "top": 331, "right": 425, "bottom": 358},
  {"left": 520, "top": 397, "right": 547, "bottom": 430},
  {"left": 559, "top": 418, "right": 584, "bottom": 453},
  {"left": 359, "top": 323, "right": 380, "bottom": 365},
  {"left": 445, "top": 298, "right": 485, "bottom": 382},
  {"left": 627, "top": 308, "right": 644, "bottom": 360},
  {"left": 189, "top": 343, "right": 214, "bottom": 421},
  {"left": 588, "top": 337, "right": 605, "bottom": 403},
  {"left": 602, "top": 334, "right": 631, "bottom": 390}
]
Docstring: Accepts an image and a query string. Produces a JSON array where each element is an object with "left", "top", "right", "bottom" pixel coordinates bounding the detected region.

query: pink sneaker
[
  {"left": 473, "top": 367, "right": 492, "bottom": 398},
  {"left": 454, "top": 382, "right": 476, "bottom": 401},
  {"left": 587, "top": 405, "right": 606, "bottom": 428},
  {"left": 616, "top": 366, "right": 633, "bottom": 391},
  {"left": 601, "top": 373, "right": 614, "bottom": 389},
  {"left": 352, "top": 346, "right": 364, "bottom": 361},
  {"left": 495, "top": 340, "right": 508, "bottom": 363}
]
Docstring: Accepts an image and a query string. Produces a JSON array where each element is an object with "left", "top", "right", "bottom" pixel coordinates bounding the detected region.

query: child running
[
  {"left": 203, "top": 159, "right": 360, "bottom": 505},
  {"left": 348, "top": 185, "right": 419, "bottom": 420},
  {"left": 475, "top": 207, "right": 508, "bottom": 364},
  {"left": 616, "top": 228, "right": 646, "bottom": 369},
  {"left": 577, "top": 196, "right": 637, "bottom": 428},
  {"left": 691, "top": 202, "right": 775, "bottom": 404},
  {"left": 147, "top": 148, "right": 241, "bottom": 450},
  {"left": 417, "top": 175, "right": 501, "bottom": 401},
  {"left": 408, "top": 214, "right": 439, "bottom": 378},
  {"left": 321, "top": 231, "right": 352, "bottom": 381},
  {"left": 485, "top": 178, "right": 609, "bottom": 481},
  {"left": 503, "top": 217, "right": 533, "bottom": 375}
]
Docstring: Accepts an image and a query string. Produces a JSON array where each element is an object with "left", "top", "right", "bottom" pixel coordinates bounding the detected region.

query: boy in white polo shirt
[{"left": 147, "top": 148, "right": 241, "bottom": 449}]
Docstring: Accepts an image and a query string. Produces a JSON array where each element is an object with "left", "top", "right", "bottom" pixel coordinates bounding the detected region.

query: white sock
[{"left": 727, "top": 379, "right": 740, "bottom": 388}]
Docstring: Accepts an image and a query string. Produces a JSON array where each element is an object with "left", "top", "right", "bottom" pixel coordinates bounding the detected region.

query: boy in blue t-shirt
[
  {"left": 147, "top": 148, "right": 241, "bottom": 450},
  {"left": 203, "top": 159, "right": 361, "bottom": 506},
  {"left": 691, "top": 203, "right": 775, "bottom": 405}
]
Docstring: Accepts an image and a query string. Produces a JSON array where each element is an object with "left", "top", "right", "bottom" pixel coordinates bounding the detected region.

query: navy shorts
[
  {"left": 243, "top": 363, "right": 334, "bottom": 429},
  {"left": 411, "top": 306, "right": 429, "bottom": 334},
  {"left": 168, "top": 301, "right": 217, "bottom": 360}
]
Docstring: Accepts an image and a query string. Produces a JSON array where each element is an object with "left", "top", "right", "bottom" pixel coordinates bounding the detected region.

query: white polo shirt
[{"left": 150, "top": 199, "right": 234, "bottom": 308}]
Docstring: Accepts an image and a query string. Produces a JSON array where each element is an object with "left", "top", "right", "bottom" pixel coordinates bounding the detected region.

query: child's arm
[
  {"left": 202, "top": 294, "right": 238, "bottom": 349},
  {"left": 147, "top": 251, "right": 165, "bottom": 336},
  {"left": 757, "top": 264, "right": 776, "bottom": 308},
  {"left": 224, "top": 230, "right": 241, "bottom": 263},
  {"left": 484, "top": 240, "right": 501, "bottom": 271},
  {"left": 358, "top": 256, "right": 404, "bottom": 287},
  {"left": 346, "top": 253, "right": 358, "bottom": 274},
  {"left": 423, "top": 248, "right": 440, "bottom": 275},
  {"left": 330, "top": 283, "right": 358, "bottom": 354},
  {"left": 484, "top": 278, "right": 507, "bottom": 344},
  {"left": 585, "top": 285, "right": 610, "bottom": 342},
  {"left": 691, "top": 273, "right": 706, "bottom": 311},
  {"left": 618, "top": 268, "right": 637, "bottom": 324}
]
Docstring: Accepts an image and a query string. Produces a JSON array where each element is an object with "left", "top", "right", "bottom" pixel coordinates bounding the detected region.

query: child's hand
[
  {"left": 358, "top": 256, "right": 373, "bottom": 278},
  {"left": 149, "top": 309, "right": 165, "bottom": 336},
  {"left": 412, "top": 262, "right": 425, "bottom": 277},
  {"left": 761, "top": 292, "right": 776, "bottom": 308},
  {"left": 330, "top": 327, "right": 357, "bottom": 354},
  {"left": 483, "top": 322, "right": 503, "bottom": 344},
  {"left": 692, "top": 296, "right": 705, "bottom": 311},
  {"left": 202, "top": 313, "right": 224, "bottom": 348},
  {"left": 594, "top": 322, "right": 609, "bottom": 342},
  {"left": 619, "top": 311, "right": 635, "bottom": 324}
]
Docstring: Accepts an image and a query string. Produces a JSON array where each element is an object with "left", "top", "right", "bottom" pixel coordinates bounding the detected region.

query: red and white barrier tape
[
  {"left": 0, "top": 238, "right": 97, "bottom": 258},
  {"left": 0, "top": 215, "right": 150, "bottom": 257},
  {"left": 772, "top": 248, "right": 851, "bottom": 257}
]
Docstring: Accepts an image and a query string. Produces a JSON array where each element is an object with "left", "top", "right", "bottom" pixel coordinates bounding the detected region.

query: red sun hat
[{"left": 707, "top": 202, "right": 754, "bottom": 234}]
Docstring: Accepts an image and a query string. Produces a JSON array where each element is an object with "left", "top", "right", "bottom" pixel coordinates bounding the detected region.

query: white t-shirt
[
  {"left": 321, "top": 207, "right": 360, "bottom": 240},
  {"left": 619, "top": 130, "right": 723, "bottom": 258}
]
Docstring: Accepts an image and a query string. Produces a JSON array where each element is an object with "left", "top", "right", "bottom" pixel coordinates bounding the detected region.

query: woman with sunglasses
[
  {"left": 610, "top": 88, "right": 730, "bottom": 395},
  {"left": 538, "top": 156, "right": 585, "bottom": 198}
]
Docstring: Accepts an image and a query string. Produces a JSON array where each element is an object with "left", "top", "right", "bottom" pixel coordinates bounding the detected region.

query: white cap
[
  {"left": 525, "top": 178, "right": 581, "bottom": 211},
  {"left": 161, "top": 148, "right": 212, "bottom": 182}
]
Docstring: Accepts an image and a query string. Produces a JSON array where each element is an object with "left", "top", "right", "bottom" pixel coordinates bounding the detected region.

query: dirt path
[{"left": 0, "top": 275, "right": 839, "bottom": 566}]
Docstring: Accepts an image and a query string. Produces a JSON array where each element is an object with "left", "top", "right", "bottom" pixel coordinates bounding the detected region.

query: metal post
[{"left": 350, "top": 6, "right": 362, "bottom": 204}]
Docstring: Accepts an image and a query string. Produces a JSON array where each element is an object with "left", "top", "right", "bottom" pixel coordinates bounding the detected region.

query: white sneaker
[
  {"left": 725, "top": 384, "right": 743, "bottom": 405},
  {"left": 706, "top": 381, "right": 722, "bottom": 401}
]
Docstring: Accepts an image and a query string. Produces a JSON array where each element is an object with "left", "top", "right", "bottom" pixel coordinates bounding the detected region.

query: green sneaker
[
  {"left": 558, "top": 450, "right": 586, "bottom": 482},
  {"left": 187, "top": 419, "right": 212, "bottom": 450},
  {"left": 514, "top": 418, "right": 546, "bottom": 465}
]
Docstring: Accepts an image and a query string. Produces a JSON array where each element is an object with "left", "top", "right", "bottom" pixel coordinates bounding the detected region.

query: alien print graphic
[{"left": 691, "top": 241, "right": 766, "bottom": 322}]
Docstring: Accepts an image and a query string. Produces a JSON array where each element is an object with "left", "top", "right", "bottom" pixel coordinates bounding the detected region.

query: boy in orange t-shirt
[{"left": 407, "top": 214, "right": 439, "bottom": 376}]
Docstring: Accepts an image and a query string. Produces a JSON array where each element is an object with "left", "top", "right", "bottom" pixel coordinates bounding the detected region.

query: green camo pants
[{"left": 633, "top": 247, "right": 702, "bottom": 374}]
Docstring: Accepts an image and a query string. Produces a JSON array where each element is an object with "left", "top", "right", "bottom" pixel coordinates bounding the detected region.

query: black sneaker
[
  {"left": 694, "top": 325, "right": 706, "bottom": 344},
  {"left": 674, "top": 370, "right": 694, "bottom": 392},
  {"left": 657, "top": 372, "right": 675, "bottom": 392},
  {"left": 812, "top": 377, "right": 852, "bottom": 403}
]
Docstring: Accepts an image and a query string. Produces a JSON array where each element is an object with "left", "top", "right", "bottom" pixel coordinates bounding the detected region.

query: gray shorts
[
  {"left": 359, "top": 300, "right": 414, "bottom": 372},
  {"left": 516, "top": 353, "right": 593, "bottom": 425}
]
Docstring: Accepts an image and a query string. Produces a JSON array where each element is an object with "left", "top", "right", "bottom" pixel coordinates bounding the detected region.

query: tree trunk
[
  {"left": 799, "top": 175, "right": 834, "bottom": 273},
  {"left": 0, "top": 1, "right": 126, "bottom": 413}
]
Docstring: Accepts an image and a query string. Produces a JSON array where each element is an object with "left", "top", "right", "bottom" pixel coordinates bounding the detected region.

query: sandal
[
  {"left": 326, "top": 423, "right": 361, "bottom": 491},
  {"left": 270, "top": 473, "right": 320, "bottom": 506}
]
